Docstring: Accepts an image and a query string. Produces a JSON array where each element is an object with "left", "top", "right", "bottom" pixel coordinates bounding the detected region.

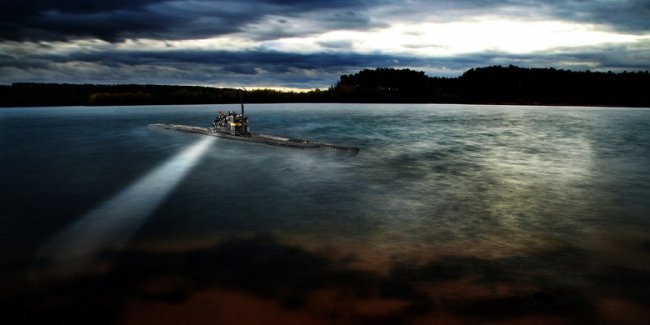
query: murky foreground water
[{"left": 1, "top": 104, "right": 649, "bottom": 323}]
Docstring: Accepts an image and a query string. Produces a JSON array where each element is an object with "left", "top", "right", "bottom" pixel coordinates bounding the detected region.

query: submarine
[{"left": 148, "top": 101, "right": 360, "bottom": 155}]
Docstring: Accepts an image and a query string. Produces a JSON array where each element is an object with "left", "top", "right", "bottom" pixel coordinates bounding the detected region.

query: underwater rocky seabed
[{"left": 1, "top": 103, "right": 649, "bottom": 323}]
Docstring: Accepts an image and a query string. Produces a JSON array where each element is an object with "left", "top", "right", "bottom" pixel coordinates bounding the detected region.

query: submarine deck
[{"left": 148, "top": 123, "right": 360, "bottom": 155}]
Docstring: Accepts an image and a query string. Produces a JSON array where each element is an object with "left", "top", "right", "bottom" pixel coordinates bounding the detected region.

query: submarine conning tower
[{"left": 211, "top": 101, "right": 250, "bottom": 136}]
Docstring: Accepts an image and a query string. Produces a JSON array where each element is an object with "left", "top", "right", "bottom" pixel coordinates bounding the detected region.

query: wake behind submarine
[{"left": 148, "top": 102, "right": 360, "bottom": 155}]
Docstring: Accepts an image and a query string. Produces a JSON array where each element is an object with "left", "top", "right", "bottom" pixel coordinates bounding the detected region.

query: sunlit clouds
[{"left": 258, "top": 19, "right": 641, "bottom": 56}]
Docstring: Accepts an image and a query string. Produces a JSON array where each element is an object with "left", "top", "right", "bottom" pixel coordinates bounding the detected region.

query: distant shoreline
[
  {"left": 2, "top": 65, "right": 649, "bottom": 108},
  {"left": 3, "top": 102, "right": 649, "bottom": 109}
]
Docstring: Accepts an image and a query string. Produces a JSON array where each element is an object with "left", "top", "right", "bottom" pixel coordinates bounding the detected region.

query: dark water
[{"left": 1, "top": 104, "right": 649, "bottom": 323}]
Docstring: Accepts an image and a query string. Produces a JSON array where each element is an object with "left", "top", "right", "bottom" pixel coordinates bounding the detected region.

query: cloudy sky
[{"left": 2, "top": 0, "right": 649, "bottom": 90}]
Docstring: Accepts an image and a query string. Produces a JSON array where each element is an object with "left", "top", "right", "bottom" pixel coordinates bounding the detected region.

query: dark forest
[{"left": 2, "top": 65, "right": 649, "bottom": 107}]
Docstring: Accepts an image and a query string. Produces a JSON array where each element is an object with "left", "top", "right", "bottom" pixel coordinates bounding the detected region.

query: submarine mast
[{"left": 240, "top": 88, "right": 246, "bottom": 117}]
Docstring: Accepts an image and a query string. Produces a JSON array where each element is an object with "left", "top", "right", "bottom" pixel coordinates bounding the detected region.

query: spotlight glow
[{"left": 33, "top": 136, "right": 215, "bottom": 279}]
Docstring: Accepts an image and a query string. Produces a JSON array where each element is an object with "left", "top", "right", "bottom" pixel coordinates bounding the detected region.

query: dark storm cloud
[
  {"left": 1, "top": 52, "right": 292, "bottom": 87},
  {"left": 36, "top": 49, "right": 410, "bottom": 72},
  {"left": 389, "top": 0, "right": 650, "bottom": 33},
  {"left": 540, "top": 0, "right": 650, "bottom": 33},
  {"left": 0, "top": 0, "right": 382, "bottom": 42},
  {"left": 3, "top": 0, "right": 650, "bottom": 42},
  {"left": 2, "top": 40, "right": 649, "bottom": 87},
  {"left": 247, "top": 9, "right": 383, "bottom": 41},
  {"left": 0, "top": 48, "right": 424, "bottom": 87},
  {"left": 0, "top": 0, "right": 171, "bottom": 41}
]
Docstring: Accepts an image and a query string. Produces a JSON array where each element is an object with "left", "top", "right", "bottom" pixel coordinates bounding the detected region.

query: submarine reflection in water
[{"left": 33, "top": 136, "right": 215, "bottom": 280}]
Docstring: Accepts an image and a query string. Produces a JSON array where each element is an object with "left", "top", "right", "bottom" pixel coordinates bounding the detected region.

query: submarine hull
[{"left": 148, "top": 123, "right": 360, "bottom": 155}]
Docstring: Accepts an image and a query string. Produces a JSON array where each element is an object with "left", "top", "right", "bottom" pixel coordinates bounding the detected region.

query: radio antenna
[{"left": 240, "top": 88, "right": 246, "bottom": 116}]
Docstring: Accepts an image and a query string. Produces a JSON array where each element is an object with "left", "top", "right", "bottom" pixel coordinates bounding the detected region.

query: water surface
[{"left": 1, "top": 104, "right": 649, "bottom": 323}]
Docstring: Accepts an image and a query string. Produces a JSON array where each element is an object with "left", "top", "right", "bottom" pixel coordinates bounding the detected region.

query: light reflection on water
[{"left": 1, "top": 104, "right": 649, "bottom": 323}]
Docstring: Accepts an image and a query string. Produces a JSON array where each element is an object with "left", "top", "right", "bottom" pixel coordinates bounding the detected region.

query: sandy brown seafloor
[{"left": 7, "top": 233, "right": 647, "bottom": 324}]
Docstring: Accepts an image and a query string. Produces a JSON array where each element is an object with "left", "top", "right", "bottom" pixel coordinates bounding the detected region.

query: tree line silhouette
[{"left": 2, "top": 65, "right": 649, "bottom": 107}]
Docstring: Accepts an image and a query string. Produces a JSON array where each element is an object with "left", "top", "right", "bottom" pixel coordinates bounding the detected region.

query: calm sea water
[{"left": 1, "top": 104, "right": 649, "bottom": 323}]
